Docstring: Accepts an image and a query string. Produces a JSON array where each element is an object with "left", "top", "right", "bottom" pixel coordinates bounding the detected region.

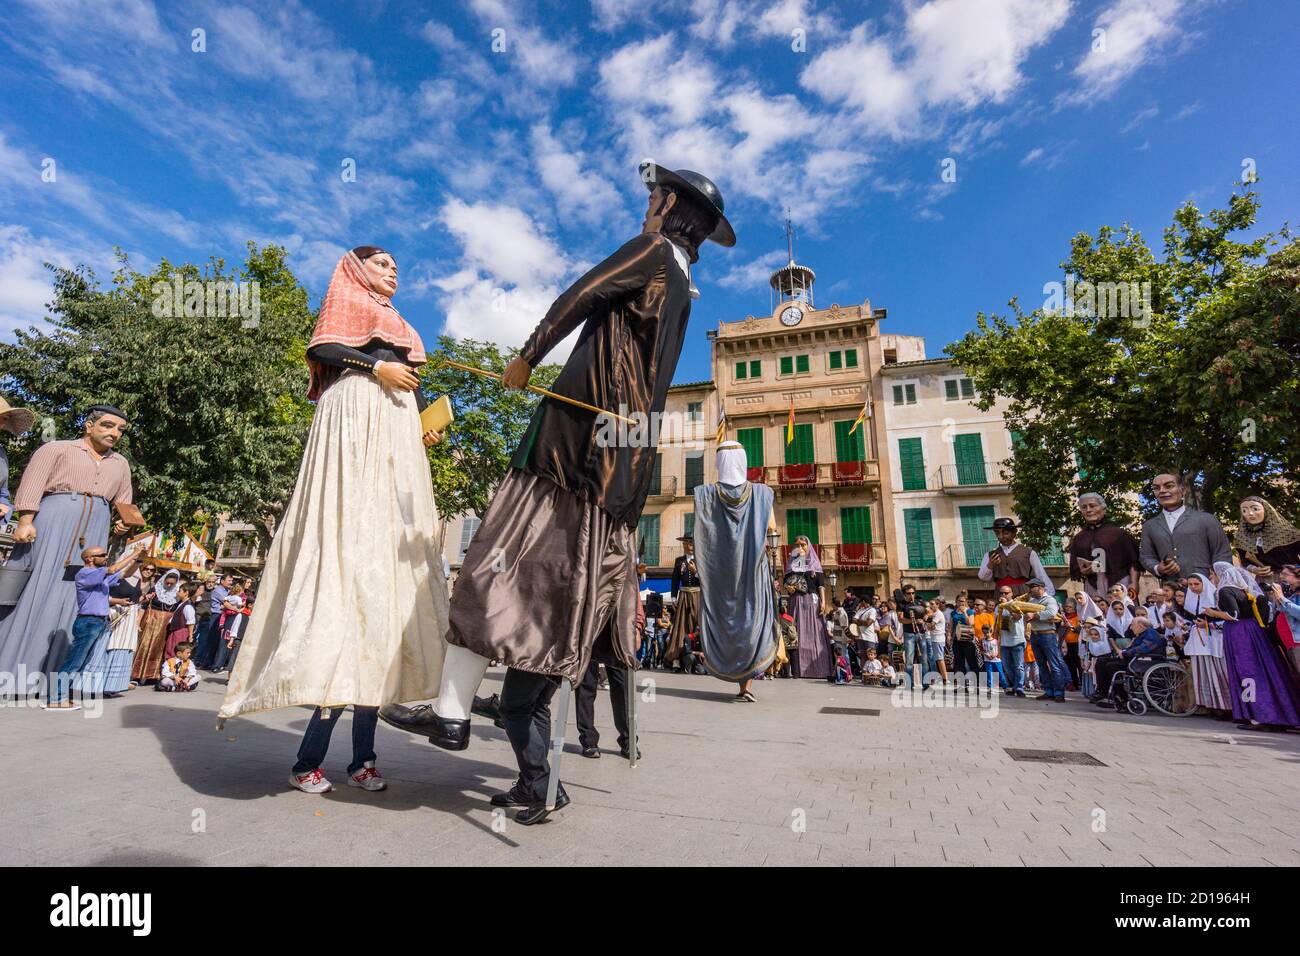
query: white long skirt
[{"left": 219, "top": 372, "right": 448, "bottom": 720}]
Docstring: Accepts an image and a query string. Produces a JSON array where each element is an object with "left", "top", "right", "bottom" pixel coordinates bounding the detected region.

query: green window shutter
[
  {"left": 734, "top": 361, "right": 746, "bottom": 380},
  {"left": 637, "top": 514, "right": 660, "bottom": 566},
  {"left": 840, "top": 506, "right": 872, "bottom": 544},
  {"left": 780, "top": 356, "right": 793, "bottom": 376},
  {"left": 905, "top": 384, "right": 916, "bottom": 404},
  {"left": 944, "top": 379, "right": 959, "bottom": 401},
  {"left": 903, "top": 508, "right": 936, "bottom": 569},
  {"left": 684, "top": 452, "right": 704, "bottom": 492},
  {"left": 892, "top": 384, "right": 904, "bottom": 405},
  {"left": 953, "top": 433, "right": 987, "bottom": 484},
  {"left": 749, "top": 360, "right": 761, "bottom": 378},
  {"left": 737, "top": 427, "right": 764, "bottom": 468},
  {"left": 960, "top": 377, "right": 975, "bottom": 399},
  {"left": 897, "top": 437, "right": 926, "bottom": 491},
  {"left": 834, "top": 420, "right": 864, "bottom": 462},
  {"left": 958, "top": 505, "right": 996, "bottom": 567},
  {"left": 648, "top": 452, "right": 662, "bottom": 496},
  {"left": 786, "top": 508, "right": 819, "bottom": 545},
  {"left": 829, "top": 351, "right": 842, "bottom": 370},
  {"left": 785, "top": 423, "right": 814, "bottom": 465},
  {"left": 683, "top": 513, "right": 694, "bottom": 538},
  {"left": 845, "top": 349, "right": 858, "bottom": 368},
  {"left": 795, "top": 354, "right": 809, "bottom": 373},
  {"left": 1010, "top": 429, "right": 1024, "bottom": 453}
]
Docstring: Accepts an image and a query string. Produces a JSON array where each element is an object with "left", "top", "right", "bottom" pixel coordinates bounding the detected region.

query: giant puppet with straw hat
[
  {"left": 382, "top": 161, "right": 735, "bottom": 824},
  {"left": 0, "top": 396, "right": 37, "bottom": 524}
]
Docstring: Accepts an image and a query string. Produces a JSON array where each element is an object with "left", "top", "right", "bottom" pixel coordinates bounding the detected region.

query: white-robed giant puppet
[{"left": 693, "top": 441, "right": 778, "bottom": 701}]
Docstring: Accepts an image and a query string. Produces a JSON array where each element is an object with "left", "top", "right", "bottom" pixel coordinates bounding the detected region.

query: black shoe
[
  {"left": 1013, "top": 690, "right": 1027, "bottom": 698},
  {"left": 472, "top": 693, "right": 505, "bottom": 728},
  {"left": 516, "top": 788, "right": 571, "bottom": 826},
  {"left": 378, "top": 703, "right": 470, "bottom": 751},
  {"left": 581, "top": 746, "right": 600, "bottom": 758},
  {"left": 619, "top": 746, "right": 641, "bottom": 761},
  {"left": 490, "top": 782, "right": 534, "bottom": 808}
]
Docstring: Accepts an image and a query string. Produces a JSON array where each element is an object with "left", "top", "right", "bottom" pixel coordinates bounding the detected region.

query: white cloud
[
  {"left": 716, "top": 250, "right": 787, "bottom": 290},
  {"left": 529, "top": 125, "right": 626, "bottom": 227},
  {"left": 1072, "top": 0, "right": 1189, "bottom": 101},
  {"left": 599, "top": 35, "right": 718, "bottom": 125},
  {"left": 0, "top": 224, "right": 120, "bottom": 336},
  {"left": 1121, "top": 105, "right": 1159, "bottom": 133},
  {"left": 1020, "top": 146, "right": 1045, "bottom": 166}
]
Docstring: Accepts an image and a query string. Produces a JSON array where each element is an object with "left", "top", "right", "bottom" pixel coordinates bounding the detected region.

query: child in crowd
[
  {"left": 879, "top": 655, "right": 899, "bottom": 688},
  {"left": 861, "top": 647, "right": 885, "bottom": 685},
  {"left": 831, "top": 642, "right": 853, "bottom": 685},
  {"left": 1161, "top": 611, "right": 1186, "bottom": 658},
  {"left": 979, "top": 624, "right": 1005, "bottom": 692},
  {"left": 158, "top": 641, "right": 200, "bottom": 692}
]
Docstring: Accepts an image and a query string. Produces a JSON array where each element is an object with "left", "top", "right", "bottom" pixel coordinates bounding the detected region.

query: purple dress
[{"left": 1220, "top": 588, "right": 1300, "bottom": 727}]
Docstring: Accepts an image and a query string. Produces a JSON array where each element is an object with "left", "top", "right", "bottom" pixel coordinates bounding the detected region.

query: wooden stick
[{"left": 435, "top": 358, "right": 638, "bottom": 425}]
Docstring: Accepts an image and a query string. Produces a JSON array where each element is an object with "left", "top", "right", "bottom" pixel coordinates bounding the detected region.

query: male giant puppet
[{"left": 382, "top": 163, "right": 735, "bottom": 824}]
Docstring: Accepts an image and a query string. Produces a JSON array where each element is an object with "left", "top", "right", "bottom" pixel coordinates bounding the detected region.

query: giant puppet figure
[
  {"left": 381, "top": 162, "right": 735, "bottom": 824},
  {"left": 692, "top": 441, "right": 779, "bottom": 702}
]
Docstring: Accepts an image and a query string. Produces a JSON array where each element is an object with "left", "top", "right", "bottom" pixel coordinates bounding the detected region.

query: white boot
[{"left": 434, "top": 643, "right": 490, "bottom": 719}]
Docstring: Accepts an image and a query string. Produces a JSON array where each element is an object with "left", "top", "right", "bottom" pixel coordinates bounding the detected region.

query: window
[
  {"left": 944, "top": 376, "right": 976, "bottom": 401},
  {"left": 734, "top": 361, "right": 747, "bottom": 380},
  {"left": 891, "top": 383, "right": 917, "bottom": 405},
  {"left": 958, "top": 505, "right": 996, "bottom": 568},
  {"left": 684, "top": 451, "right": 704, "bottom": 492},
  {"left": 737, "top": 427, "right": 764, "bottom": 468},
  {"left": 883, "top": 349, "right": 897, "bottom": 364},
  {"left": 952, "top": 433, "right": 987, "bottom": 485},
  {"left": 637, "top": 514, "right": 660, "bottom": 566},
  {"left": 897, "top": 437, "right": 926, "bottom": 491},
  {"left": 683, "top": 513, "right": 695, "bottom": 539},
  {"left": 829, "top": 350, "right": 842, "bottom": 370},
  {"left": 840, "top": 506, "right": 872, "bottom": 544},
  {"left": 220, "top": 531, "right": 258, "bottom": 560},
  {"left": 786, "top": 508, "right": 819, "bottom": 545},
  {"left": 845, "top": 348, "right": 858, "bottom": 368},
  {"left": 903, "top": 508, "right": 937, "bottom": 569},
  {"left": 749, "top": 359, "right": 761, "bottom": 378},
  {"left": 686, "top": 401, "right": 702, "bottom": 423},
  {"left": 647, "top": 452, "right": 663, "bottom": 496},
  {"left": 795, "top": 354, "right": 809, "bottom": 373},
  {"left": 784, "top": 423, "right": 814, "bottom": 465},
  {"left": 780, "top": 356, "right": 793, "bottom": 376},
  {"left": 833, "top": 419, "right": 865, "bottom": 462},
  {"left": 456, "top": 516, "right": 481, "bottom": 562}
]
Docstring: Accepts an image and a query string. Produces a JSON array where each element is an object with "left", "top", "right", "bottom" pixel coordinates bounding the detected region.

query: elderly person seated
[{"left": 1093, "top": 613, "right": 1167, "bottom": 709}]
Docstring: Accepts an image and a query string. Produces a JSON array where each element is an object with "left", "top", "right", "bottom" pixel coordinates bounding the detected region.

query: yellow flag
[
  {"left": 786, "top": 400, "right": 795, "bottom": 445},
  {"left": 715, "top": 410, "right": 726, "bottom": 445},
  {"left": 848, "top": 401, "right": 868, "bottom": 435}
]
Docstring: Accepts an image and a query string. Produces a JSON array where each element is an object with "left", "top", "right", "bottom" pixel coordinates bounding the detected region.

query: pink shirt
[{"left": 13, "top": 439, "right": 134, "bottom": 513}]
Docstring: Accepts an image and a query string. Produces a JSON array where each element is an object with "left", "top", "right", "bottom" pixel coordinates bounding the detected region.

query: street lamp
[{"left": 828, "top": 570, "right": 838, "bottom": 600}]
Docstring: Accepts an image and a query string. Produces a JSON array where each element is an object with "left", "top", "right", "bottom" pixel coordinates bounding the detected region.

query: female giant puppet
[
  {"left": 218, "top": 246, "right": 449, "bottom": 794},
  {"left": 382, "top": 163, "right": 735, "bottom": 824}
]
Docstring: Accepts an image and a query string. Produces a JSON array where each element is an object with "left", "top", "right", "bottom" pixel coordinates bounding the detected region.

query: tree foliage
[
  {"left": 947, "top": 187, "right": 1299, "bottom": 549},
  {"left": 420, "top": 335, "right": 561, "bottom": 521},
  {"left": 0, "top": 244, "right": 315, "bottom": 540}
]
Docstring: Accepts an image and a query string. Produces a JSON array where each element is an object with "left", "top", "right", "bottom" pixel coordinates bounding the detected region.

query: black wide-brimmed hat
[
  {"left": 639, "top": 161, "right": 736, "bottom": 247},
  {"left": 985, "top": 517, "right": 1019, "bottom": 531}
]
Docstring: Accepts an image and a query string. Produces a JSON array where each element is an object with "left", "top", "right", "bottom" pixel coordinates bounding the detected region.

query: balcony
[
  {"left": 761, "top": 461, "right": 882, "bottom": 490},
  {"left": 932, "top": 460, "right": 1009, "bottom": 494},
  {"left": 942, "top": 542, "right": 1069, "bottom": 572},
  {"left": 777, "top": 463, "right": 816, "bottom": 487},
  {"left": 777, "top": 542, "right": 887, "bottom": 571},
  {"left": 646, "top": 475, "right": 677, "bottom": 502}
]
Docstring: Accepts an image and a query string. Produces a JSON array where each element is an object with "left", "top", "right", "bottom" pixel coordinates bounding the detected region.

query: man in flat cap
[
  {"left": 0, "top": 405, "right": 135, "bottom": 702},
  {"left": 381, "top": 162, "right": 735, "bottom": 823}
]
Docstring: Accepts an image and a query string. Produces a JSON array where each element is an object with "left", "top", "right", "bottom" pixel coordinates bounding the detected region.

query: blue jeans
[
  {"left": 293, "top": 705, "right": 379, "bottom": 775},
  {"left": 926, "top": 641, "right": 946, "bottom": 678},
  {"left": 52, "top": 615, "right": 109, "bottom": 703},
  {"left": 984, "top": 660, "right": 1006, "bottom": 691},
  {"left": 1030, "top": 632, "right": 1070, "bottom": 697},
  {"left": 902, "top": 631, "right": 924, "bottom": 685},
  {"left": 1000, "top": 643, "right": 1025, "bottom": 692}
]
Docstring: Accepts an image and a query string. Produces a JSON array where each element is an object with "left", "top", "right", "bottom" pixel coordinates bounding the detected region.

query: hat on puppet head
[{"left": 638, "top": 162, "right": 735, "bottom": 247}]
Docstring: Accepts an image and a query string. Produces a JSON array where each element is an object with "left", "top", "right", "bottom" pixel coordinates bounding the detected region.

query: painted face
[
  {"left": 360, "top": 252, "right": 398, "bottom": 297},
  {"left": 1152, "top": 474, "right": 1184, "bottom": 509},
  {"left": 1240, "top": 500, "right": 1266, "bottom": 525},
  {"left": 1078, "top": 498, "right": 1106, "bottom": 523},
  {"left": 86, "top": 413, "right": 128, "bottom": 449}
]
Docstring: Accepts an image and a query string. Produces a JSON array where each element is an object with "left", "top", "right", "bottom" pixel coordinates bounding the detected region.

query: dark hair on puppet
[
  {"left": 351, "top": 246, "right": 391, "bottom": 262},
  {"left": 656, "top": 187, "right": 718, "bottom": 264}
]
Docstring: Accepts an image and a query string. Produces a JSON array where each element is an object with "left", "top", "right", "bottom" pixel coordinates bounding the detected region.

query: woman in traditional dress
[
  {"left": 784, "top": 535, "right": 830, "bottom": 679},
  {"left": 102, "top": 575, "right": 143, "bottom": 695},
  {"left": 1177, "top": 573, "right": 1231, "bottom": 718},
  {"left": 163, "top": 582, "right": 197, "bottom": 659},
  {"left": 218, "top": 246, "right": 449, "bottom": 795},
  {"left": 1234, "top": 496, "right": 1300, "bottom": 582},
  {"left": 1208, "top": 561, "right": 1300, "bottom": 731},
  {"left": 131, "top": 570, "right": 181, "bottom": 685}
]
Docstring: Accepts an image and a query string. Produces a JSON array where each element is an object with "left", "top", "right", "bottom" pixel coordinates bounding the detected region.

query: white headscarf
[
  {"left": 1074, "top": 591, "right": 1105, "bottom": 624},
  {"left": 1181, "top": 573, "right": 1218, "bottom": 616},
  {"left": 716, "top": 440, "right": 747, "bottom": 487},
  {"left": 154, "top": 570, "right": 182, "bottom": 605},
  {"left": 1213, "top": 561, "right": 1263, "bottom": 597},
  {"left": 1106, "top": 602, "right": 1133, "bottom": 636}
]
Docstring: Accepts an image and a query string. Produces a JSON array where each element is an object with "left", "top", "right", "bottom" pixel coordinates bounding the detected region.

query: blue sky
[{"left": 2, "top": 0, "right": 1297, "bottom": 385}]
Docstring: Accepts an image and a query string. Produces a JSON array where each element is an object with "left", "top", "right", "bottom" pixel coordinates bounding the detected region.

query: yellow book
[{"left": 419, "top": 394, "right": 454, "bottom": 436}]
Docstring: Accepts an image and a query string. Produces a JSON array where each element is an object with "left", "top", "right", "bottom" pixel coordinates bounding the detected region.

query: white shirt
[
  {"left": 181, "top": 604, "right": 195, "bottom": 627},
  {"left": 929, "top": 614, "right": 946, "bottom": 643},
  {"left": 1162, "top": 505, "right": 1186, "bottom": 532},
  {"left": 667, "top": 241, "right": 700, "bottom": 299},
  {"left": 976, "top": 544, "right": 1054, "bottom": 593}
]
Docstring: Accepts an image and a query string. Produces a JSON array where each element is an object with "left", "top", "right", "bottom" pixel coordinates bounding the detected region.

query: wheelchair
[{"left": 1103, "top": 655, "right": 1196, "bottom": 717}]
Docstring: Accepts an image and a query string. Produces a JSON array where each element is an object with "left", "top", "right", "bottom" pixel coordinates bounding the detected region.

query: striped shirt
[{"left": 13, "top": 439, "right": 134, "bottom": 512}]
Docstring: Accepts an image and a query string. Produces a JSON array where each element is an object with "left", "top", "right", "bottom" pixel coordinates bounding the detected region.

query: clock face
[{"left": 780, "top": 305, "right": 804, "bottom": 327}]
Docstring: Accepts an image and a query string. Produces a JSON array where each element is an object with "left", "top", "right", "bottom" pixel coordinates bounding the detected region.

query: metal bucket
[{"left": 0, "top": 564, "right": 31, "bottom": 606}]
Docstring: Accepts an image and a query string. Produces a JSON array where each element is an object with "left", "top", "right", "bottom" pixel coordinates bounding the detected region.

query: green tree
[
  {"left": 0, "top": 243, "right": 315, "bottom": 541},
  {"left": 948, "top": 187, "right": 1299, "bottom": 549},
  {"left": 420, "top": 336, "right": 560, "bottom": 524}
]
